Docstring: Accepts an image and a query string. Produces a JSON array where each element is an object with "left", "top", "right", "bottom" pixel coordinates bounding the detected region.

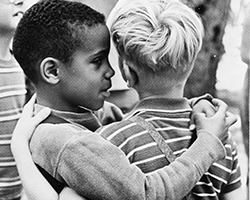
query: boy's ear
[
  {"left": 123, "top": 62, "right": 138, "bottom": 87},
  {"left": 40, "top": 57, "right": 60, "bottom": 84}
]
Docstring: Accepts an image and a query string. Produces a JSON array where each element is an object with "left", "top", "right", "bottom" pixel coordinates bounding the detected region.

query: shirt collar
[
  {"left": 124, "top": 97, "right": 191, "bottom": 119},
  {"left": 34, "top": 104, "right": 102, "bottom": 131}
]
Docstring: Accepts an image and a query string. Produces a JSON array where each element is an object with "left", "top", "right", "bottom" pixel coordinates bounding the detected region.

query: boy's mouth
[
  {"left": 101, "top": 90, "right": 110, "bottom": 98},
  {"left": 13, "top": 11, "right": 24, "bottom": 17},
  {"left": 101, "top": 81, "right": 112, "bottom": 98}
]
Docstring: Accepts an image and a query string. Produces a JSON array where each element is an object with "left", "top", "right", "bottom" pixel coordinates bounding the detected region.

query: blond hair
[{"left": 109, "top": 0, "right": 204, "bottom": 74}]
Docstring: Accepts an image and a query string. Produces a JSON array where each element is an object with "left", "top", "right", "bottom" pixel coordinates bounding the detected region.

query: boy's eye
[
  {"left": 92, "top": 56, "right": 104, "bottom": 66},
  {"left": 91, "top": 53, "right": 108, "bottom": 68},
  {"left": 15, "top": 1, "right": 23, "bottom": 6},
  {"left": 6, "top": 0, "right": 23, "bottom": 6},
  {"left": 93, "top": 59, "right": 101, "bottom": 65}
]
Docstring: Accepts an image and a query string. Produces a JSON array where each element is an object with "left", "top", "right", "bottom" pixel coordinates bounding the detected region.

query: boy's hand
[
  {"left": 60, "top": 187, "right": 88, "bottom": 200},
  {"left": 11, "top": 94, "right": 51, "bottom": 147},
  {"left": 190, "top": 99, "right": 216, "bottom": 130},
  {"left": 192, "top": 99, "right": 237, "bottom": 144}
]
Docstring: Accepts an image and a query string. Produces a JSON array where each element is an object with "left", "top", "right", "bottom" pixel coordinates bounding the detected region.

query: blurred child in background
[{"left": 0, "top": 0, "right": 26, "bottom": 199}]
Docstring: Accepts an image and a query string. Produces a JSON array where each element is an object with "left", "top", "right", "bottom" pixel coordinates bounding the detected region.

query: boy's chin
[{"left": 91, "top": 101, "right": 105, "bottom": 111}]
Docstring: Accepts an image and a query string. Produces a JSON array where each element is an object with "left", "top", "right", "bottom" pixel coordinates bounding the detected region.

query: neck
[
  {"left": 36, "top": 89, "right": 65, "bottom": 112},
  {"left": 35, "top": 86, "right": 83, "bottom": 113},
  {"left": 0, "top": 33, "right": 13, "bottom": 61},
  {"left": 137, "top": 83, "right": 185, "bottom": 100}
]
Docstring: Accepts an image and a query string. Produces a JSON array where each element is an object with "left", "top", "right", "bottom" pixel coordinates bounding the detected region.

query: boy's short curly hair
[
  {"left": 110, "top": 0, "right": 204, "bottom": 73},
  {"left": 12, "top": 0, "right": 105, "bottom": 84}
]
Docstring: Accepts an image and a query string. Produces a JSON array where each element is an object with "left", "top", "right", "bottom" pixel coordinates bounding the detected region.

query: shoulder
[
  {"left": 96, "top": 118, "right": 147, "bottom": 151},
  {"left": 97, "top": 119, "right": 136, "bottom": 138},
  {"left": 31, "top": 123, "right": 91, "bottom": 150},
  {"left": 30, "top": 123, "right": 93, "bottom": 175}
]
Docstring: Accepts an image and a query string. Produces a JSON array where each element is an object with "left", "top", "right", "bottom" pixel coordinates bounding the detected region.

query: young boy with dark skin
[{"left": 11, "top": 0, "right": 236, "bottom": 199}]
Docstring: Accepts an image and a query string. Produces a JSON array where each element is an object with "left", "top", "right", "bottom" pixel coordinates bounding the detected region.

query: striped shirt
[
  {"left": 0, "top": 58, "right": 26, "bottom": 199},
  {"left": 99, "top": 97, "right": 241, "bottom": 199}
]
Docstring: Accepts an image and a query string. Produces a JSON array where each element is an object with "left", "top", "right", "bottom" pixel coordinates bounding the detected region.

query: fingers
[
  {"left": 12, "top": 107, "right": 51, "bottom": 143},
  {"left": 22, "top": 94, "right": 37, "bottom": 116},
  {"left": 192, "top": 112, "right": 206, "bottom": 126},
  {"left": 26, "top": 93, "right": 37, "bottom": 107},
  {"left": 190, "top": 112, "right": 207, "bottom": 131},
  {"left": 190, "top": 99, "right": 217, "bottom": 129},
  {"left": 212, "top": 98, "right": 227, "bottom": 111},
  {"left": 203, "top": 106, "right": 216, "bottom": 117},
  {"left": 226, "top": 111, "right": 237, "bottom": 127},
  {"left": 197, "top": 101, "right": 216, "bottom": 117},
  {"left": 19, "top": 94, "right": 50, "bottom": 126},
  {"left": 212, "top": 99, "right": 237, "bottom": 126},
  {"left": 32, "top": 107, "right": 51, "bottom": 125},
  {"left": 211, "top": 99, "right": 227, "bottom": 117},
  {"left": 189, "top": 123, "right": 196, "bottom": 131}
]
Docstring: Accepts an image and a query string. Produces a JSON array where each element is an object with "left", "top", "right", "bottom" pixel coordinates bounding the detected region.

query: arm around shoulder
[{"left": 56, "top": 130, "right": 225, "bottom": 200}]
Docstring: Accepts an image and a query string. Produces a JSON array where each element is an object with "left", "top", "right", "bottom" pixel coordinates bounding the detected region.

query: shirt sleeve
[
  {"left": 221, "top": 137, "right": 242, "bottom": 194},
  {"left": 55, "top": 131, "right": 226, "bottom": 200}
]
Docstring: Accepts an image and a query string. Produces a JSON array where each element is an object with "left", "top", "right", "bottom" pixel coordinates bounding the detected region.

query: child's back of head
[
  {"left": 12, "top": 0, "right": 106, "bottom": 85},
  {"left": 110, "top": 0, "right": 204, "bottom": 86}
]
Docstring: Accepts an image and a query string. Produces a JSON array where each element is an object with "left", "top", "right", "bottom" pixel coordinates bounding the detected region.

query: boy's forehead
[{"left": 72, "top": 0, "right": 118, "bottom": 17}]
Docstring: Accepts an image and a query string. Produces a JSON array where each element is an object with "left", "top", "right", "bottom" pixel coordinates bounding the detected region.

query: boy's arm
[
  {"left": 194, "top": 99, "right": 243, "bottom": 200},
  {"left": 58, "top": 100, "right": 231, "bottom": 200},
  {"left": 12, "top": 129, "right": 87, "bottom": 200},
  {"left": 57, "top": 128, "right": 225, "bottom": 200},
  {"left": 220, "top": 136, "right": 244, "bottom": 200},
  {"left": 12, "top": 95, "right": 231, "bottom": 200},
  {"left": 11, "top": 95, "right": 86, "bottom": 200},
  {"left": 59, "top": 187, "right": 88, "bottom": 200},
  {"left": 12, "top": 133, "right": 87, "bottom": 200},
  {"left": 12, "top": 128, "right": 224, "bottom": 200},
  {"left": 12, "top": 135, "right": 59, "bottom": 200},
  {"left": 11, "top": 95, "right": 58, "bottom": 200}
]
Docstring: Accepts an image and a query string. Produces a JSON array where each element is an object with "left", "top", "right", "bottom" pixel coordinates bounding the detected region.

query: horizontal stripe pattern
[
  {"left": 100, "top": 98, "right": 241, "bottom": 199},
  {"left": 0, "top": 60, "right": 25, "bottom": 198}
]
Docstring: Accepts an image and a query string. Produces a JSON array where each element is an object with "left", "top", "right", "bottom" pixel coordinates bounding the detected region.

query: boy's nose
[{"left": 105, "top": 63, "right": 115, "bottom": 79}]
